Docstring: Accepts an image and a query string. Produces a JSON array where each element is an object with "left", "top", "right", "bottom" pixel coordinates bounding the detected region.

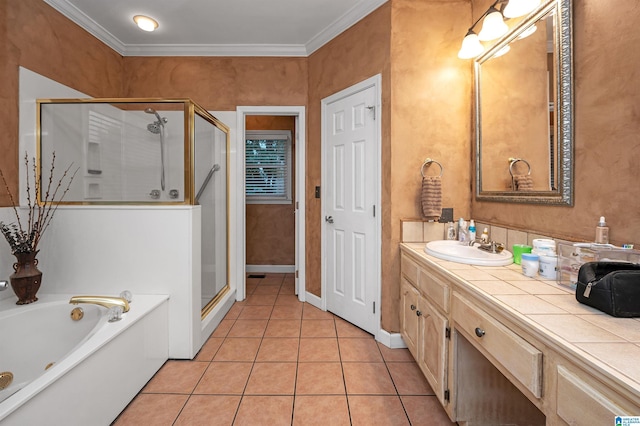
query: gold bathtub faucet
[{"left": 69, "top": 295, "right": 130, "bottom": 313}]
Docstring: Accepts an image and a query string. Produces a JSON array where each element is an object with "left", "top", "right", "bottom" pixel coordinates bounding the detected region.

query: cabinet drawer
[
  {"left": 556, "top": 365, "right": 629, "bottom": 423},
  {"left": 419, "top": 268, "right": 450, "bottom": 313},
  {"left": 401, "top": 254, "right": 419, "bottom": 286},
  {"left": 452, "top": 293, "right": 543, "bottom": 398}
]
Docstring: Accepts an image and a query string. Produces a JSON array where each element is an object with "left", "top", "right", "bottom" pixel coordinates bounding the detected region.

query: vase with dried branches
[{"left": 0, "top": 153, "right": 77, "bottom": 304}]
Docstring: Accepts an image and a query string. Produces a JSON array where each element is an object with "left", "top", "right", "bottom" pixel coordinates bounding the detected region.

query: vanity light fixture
[
  {"left": 478, "top": 6, "right": 509, "bottom": 41},
  {"left": 133, "top": 15, "right": 159, "bottom": 32},
  {"left": 517, "top": 23, "right": 538, "bottom": 40},
  {"left": 503, "top": 0, "right": 541, "bottom": 18},
  {"left": 457, "top": 0, "right": 539, "bottom": 60}
]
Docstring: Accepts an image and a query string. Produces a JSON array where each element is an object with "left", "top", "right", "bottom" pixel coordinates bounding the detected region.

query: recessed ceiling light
[{"left": 133, "top": 15, "right": 159, "bottom": 32}]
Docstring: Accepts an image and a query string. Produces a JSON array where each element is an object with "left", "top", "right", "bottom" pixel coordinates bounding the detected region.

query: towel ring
[
  {"left": 509, "top": 158, "right": 531, "bottom": 177},
  {"left": 421, "top": 158, "right": 443, "bottom": 178}
]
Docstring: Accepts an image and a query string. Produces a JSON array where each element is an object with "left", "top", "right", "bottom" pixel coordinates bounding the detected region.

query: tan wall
[
  {"left": 245, "top": 115, "right": 296, "bottom": 266},
  {"left": 472, "top": 1, "right": 640, "bottom": 247},
  {"left": 1, "top": 0, "right": 123, "bottom": 205},
  {"left": 121, "top": 57, "right": 307, "bottom": 109},
  {"left": 307, "top": 3, "right": 392, "bottom": 306},
  {"left": 388, "top": 0, "right": 473, "bottom": 331}
]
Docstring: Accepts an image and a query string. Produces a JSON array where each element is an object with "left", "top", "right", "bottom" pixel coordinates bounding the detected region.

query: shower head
[{"left": 144, "top": 107, "right": 167, "bottom": 133}]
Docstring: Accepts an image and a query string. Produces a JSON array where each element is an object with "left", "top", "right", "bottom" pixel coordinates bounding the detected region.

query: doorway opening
[{"left": 236, "top": 106, "right": 306, "bottom": 302}]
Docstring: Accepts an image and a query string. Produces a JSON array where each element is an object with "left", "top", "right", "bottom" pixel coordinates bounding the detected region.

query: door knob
[
  {"left": 325, "top": 216, "right": 334, "bottom": 224},
  {"left": 475, "top": 327, "right": 485, "bottom": 338}
]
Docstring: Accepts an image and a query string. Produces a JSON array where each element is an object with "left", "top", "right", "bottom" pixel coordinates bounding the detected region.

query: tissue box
[{"left": 557, "top": 243, "right": 640, "bottom": 289}]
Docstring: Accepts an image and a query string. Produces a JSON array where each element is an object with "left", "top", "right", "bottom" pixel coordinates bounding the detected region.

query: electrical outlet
[{"left": 439, "top": 207, "right": 454, "bottom": 223}]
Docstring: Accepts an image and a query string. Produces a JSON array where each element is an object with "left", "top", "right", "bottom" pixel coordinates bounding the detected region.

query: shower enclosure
[{"left": 37, "top": 98, "right": 229, "bottom": 317}]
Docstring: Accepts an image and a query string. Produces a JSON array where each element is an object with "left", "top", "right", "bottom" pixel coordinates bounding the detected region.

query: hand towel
[
  {"left": 421, "top": 175, "right": 442, "bottom": 219},
  {"left": 513, "top": 174, "right": 534, "bottom": 191}
]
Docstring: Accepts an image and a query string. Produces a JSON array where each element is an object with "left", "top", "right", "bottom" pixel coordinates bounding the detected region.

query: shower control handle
[
  {"left": 325, "top": 216, "right": 334, "bottom": 224},
  {"left": 0, "top": 280, "right": 8, "bottom": 291}
]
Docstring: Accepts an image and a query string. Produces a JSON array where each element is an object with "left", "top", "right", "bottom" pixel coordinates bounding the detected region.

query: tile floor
[{"left": 113, "top": 273, "right": 455, "bottom": 425}]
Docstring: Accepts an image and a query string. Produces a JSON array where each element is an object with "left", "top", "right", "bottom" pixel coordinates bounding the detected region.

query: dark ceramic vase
[{"left": 10, "top": 251, "right": 42, "bottom": 305}]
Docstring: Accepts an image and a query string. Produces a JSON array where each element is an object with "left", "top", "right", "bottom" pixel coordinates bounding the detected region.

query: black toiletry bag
[{"left": 576, "top": 261, "right": 640, "bottom": 317}]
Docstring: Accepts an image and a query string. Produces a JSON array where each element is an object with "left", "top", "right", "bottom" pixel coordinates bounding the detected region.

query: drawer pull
[
  {"left": 410, "top": 304, "right": 416, "bottom": 311},
  {"left": 475, "top": 327, "right": 485, "bottom": 338},
  {"left": 416, "top": 310, "right": 422, "bottom": 317}
]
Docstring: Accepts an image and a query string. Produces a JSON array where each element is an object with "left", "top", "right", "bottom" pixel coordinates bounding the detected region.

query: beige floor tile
[
  {"left": 113, "top": 394, "right": 188, "bottom": 426},
  {"left": 142, "top": 360, "right": 208, "bottom": 394},
  {"left": 295, "top": 362, "right": 345, "bottom": 395},
  {"left": 245, "top": 362, "right": 297, "bottom": 395},
  {"left": 245, "top": 294, "right": 278, "bottom": 306},
  {"left": 275, "top": 294, "right": 301, "bottom": 306},
  {"left": 193, "top": 362, "right": 253, "bottom": 395},
  {"left": 335, "top": 318, "right": 373, "bottom": 338},
  {"left": 298, "top": 338, "right": 340, "bottom": 362},
  {"left": 264, "top": 319, "right": 302, "bottom": 337},
  {"left": 227, "top": 319, "right": 268, "bottom": 338},
  {"left": 271, "top": 304, "right": 303, "bottom": 319},
  {"left": 214, "top": 337, "right": 261, "bottom": 362},
  {"left": 256, "top": 337, "right": 300, "bottom": 362},
  {"left": 211, "top": 319, "right": 235, "bottom": 338},
  {"left": 302, "top": 304, "right": 335, "bottom": 319},
  {"left": 223, "top": 303, "right": 243, "bottom": 320},
  {"left": 234, "top": 396, "right": 293, "bottom": 426},
  {"left": 401, "top": 395, "right": 456, "bottom": 425},
  {"left": 174, "top": 395, "right": 241, "bottom": 426},
  {"left": 342, "top": 363, "right": 396, "bottom": 395},
  {"left": 376, "top": 342, "right": 415, "bottom": 362},
  {"left": 387, "top": 362, "right": 434, "bottom": 395},
  {"left": 338, "top": 338, "right": 383, "bottom": 362},
  {"left": 279, "top": 283, "right": 296, "bottom": 295},
  {"left": 348, "top": 395, "right": 409, "bottom": 425},
  {"left": 237, "top": 305, "right": 274, "bottom": 320},
  {"left": 194, "top": 337, "right": 224, "bottom": 361},
  {"left": 301, "top": 319, "right": 337, "bottom": 338},
  {"left": 253, "top": 284, "right": 282, "bottom": 295},
  {"left": 293, "top": 395, "right": 350, "bottom": 426}
]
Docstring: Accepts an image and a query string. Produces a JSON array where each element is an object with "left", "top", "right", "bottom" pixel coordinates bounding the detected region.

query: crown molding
[
  {"left": 305, "top": 0, "right": 388, "bottom": 55},
  {"left": 44, "top": 0, "right": 388, "bottom": 57},
  {"left": 123, "top": 44, "right": 308, "bottom": 57},
  {"left": 43, "top": 0, "right": 126, "bottom": 55}
]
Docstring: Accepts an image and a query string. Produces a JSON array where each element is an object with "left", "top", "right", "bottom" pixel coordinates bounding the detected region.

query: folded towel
[
  {"left": 421, "top": 175, "right": 442, "bottom": 219},
  {"left": 513, "top": 174, "right": 534, "bottom": 191}
]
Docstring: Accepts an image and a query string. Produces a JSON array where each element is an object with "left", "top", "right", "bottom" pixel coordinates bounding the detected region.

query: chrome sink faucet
[{"left": 0, "top": 280, "right": 8, "bottom": 291}]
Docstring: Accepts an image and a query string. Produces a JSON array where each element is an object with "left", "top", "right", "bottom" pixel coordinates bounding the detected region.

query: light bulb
[
  {"left": 504, "top": 0, "right": 541, "bottom": 19},
  {"left": 458, "top": 31, "right": 485, "bottom": 59},
  {"left": 133, "top": 15, "right": 159, "bottom": 32},
  {"left": 478, "top": 8, "right": 509, "bottom": 42}
]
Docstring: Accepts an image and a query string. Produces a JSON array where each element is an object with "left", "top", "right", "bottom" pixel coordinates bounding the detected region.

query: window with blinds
[{"left": 245, "top": 130, "right": 292, "bottom": 204}]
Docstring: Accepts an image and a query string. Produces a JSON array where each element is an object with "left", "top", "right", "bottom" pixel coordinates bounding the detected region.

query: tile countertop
[{"left": 401, "top": 243, "right": 640, "bottom": 398}]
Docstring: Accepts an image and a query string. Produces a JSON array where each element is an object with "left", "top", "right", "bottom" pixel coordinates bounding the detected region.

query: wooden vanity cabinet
[
  {"left": 400, "top": 244, "right": 640, "bottom": 425},
  {"left": 400, "top": 253, "right": 451, "bottom": 409}
]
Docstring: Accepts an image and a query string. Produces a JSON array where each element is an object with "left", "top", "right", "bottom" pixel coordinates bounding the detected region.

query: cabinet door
[
  {"left": 400, "top": 278, "right": 420, "bottom": 358},
  {"left": 417, "top": 294, "right": 449, "bottom": 406}
]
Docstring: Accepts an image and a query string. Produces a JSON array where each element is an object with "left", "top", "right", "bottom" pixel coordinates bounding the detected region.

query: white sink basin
[{"left": 424, "top": 240, "right": 513, "bottom": 266}]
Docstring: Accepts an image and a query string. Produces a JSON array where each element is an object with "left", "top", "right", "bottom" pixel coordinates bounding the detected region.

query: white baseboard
[
  {"left": 245, "top": 265, "right": 295, "bottom": 274},
  {"left": 376, "top": 329, "right": 408, "bottom": 349}
]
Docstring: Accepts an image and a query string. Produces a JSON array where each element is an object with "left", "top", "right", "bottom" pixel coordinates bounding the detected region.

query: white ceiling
[{"left": 44, "top": 0, "right": 388, "bottom": 57}]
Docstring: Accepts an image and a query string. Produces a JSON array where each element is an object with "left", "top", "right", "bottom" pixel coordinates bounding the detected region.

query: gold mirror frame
[{"left": 474, "top": 0, "right": 573, "bottom": 205}]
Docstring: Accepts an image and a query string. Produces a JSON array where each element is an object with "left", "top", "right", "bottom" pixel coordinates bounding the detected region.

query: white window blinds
[{"left": 245, "top": 130, "right": 292, "bottom": 203}]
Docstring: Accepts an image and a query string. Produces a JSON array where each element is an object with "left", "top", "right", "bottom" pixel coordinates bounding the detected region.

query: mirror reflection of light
[
  {"left": 492, "top": 45, "right": 511, "bottom": 58},
  {"left": 517, "top": 24, "right": 538, "bottom": 40}
]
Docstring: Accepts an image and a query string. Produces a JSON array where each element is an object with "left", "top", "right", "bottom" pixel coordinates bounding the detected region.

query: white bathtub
[{"left": 0, "top": 294, "right": 169, "bottom": 425}]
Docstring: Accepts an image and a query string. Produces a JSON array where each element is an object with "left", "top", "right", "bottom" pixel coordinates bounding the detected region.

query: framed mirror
[{"left": 475, "top": 0, "right": 573, "bottom": 205}]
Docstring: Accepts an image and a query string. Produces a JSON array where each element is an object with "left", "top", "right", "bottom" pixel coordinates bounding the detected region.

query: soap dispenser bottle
[
  {"left": 595, "top": 216, "right": 609, "bottom": 244},
  {"left": 468, "top": 220, "right": 476, "bottom": 242}
]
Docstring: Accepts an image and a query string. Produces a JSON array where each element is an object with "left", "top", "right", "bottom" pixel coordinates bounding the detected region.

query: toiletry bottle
[
  {"left": 458, "top": 218, "right": 467, "bottom": 244},
  {"left": 595, "top": 216, "right": 609, "bottom": 244},
  {"left": 446, "top": 222, "right": 456, "bottom": 240},
  {"left": 468, "top": 220, "right": 476, "bottom": 242},
  {"left": 481, "top": 228, "right": 489, "bottom": 243}
]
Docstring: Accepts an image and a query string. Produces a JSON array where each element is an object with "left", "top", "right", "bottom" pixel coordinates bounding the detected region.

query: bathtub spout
[{"left": 69, "top": 296, "right": 130, "bottom": 313}]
